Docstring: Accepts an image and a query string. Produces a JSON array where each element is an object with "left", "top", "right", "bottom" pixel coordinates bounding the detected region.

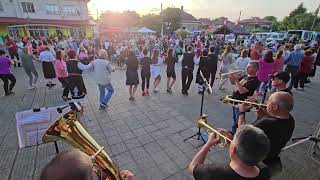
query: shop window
[
  {"left": 62, "top": 5, "right": 78, "bottom": 15},
  {"left": 46, "top": 4, "right": 60, "bottom": 15},
  {"left": 21, "top": 2, "right": 35, "bottom": 13}
]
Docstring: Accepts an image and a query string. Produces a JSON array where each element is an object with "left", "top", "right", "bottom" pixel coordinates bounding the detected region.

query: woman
[
  {"left": 196, "top": 49, "right": 209, "bottom": 93},
  {"left": 164, "top": 48, "right": 178, "bottom": 93},
  {"left": 66, "top": 50, "right": 86, "bottom": 100},
  {"left": 39, "top": 46, "right": 56, "bottom": 87},
  {"left": 20, "top": 47, "right": 39, "bottom": 89},
  {"left": 295, "top": 50, "right": 314, "bottom": 90},
  {"left": 235, "top": 49, "right": 250, "bottom": 73},
  {"left": 218, "top": 45, "right": 234, "bottom": 90},
  {"left": 140, "top": 48, "right": 151, "bottom": 96},
  {"left": 150, "top": 49, "right": 163, "bottom": 92},
  {"left": 0, "top": 49, "right": 16, "bottom": 96},
  {"left": 126, "top": 50, "right": 139, "bottom": 101},
  {"left": 257, "top": 50, "right": 274, "bottom": 95},
  {"left": 54, "top": 50, "right": 70, "bottom": 101},
  {"left": 79, "top": 49, "right": 115, "bottom": 108},
  {"left": 273, "top": 50, "right": 285, "bottom": 74}
]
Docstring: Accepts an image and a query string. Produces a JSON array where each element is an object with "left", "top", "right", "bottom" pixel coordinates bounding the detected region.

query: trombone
[
  {"left": 220, "top": 95, "right": 267, "bottom": 111},
  {"left": 197, "top": 114, "right": 232, "bottom": 148},
  {"left": 220, "top": 70, "right": 243, "bottom": 78}
]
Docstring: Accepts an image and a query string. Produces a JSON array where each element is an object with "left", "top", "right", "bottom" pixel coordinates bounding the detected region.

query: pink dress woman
[
  {"left": 257, "top": 51, "right": 274, "bottom": 94},
  {"left": 273, "top": 56, "right": 284, "bottom": 74}
]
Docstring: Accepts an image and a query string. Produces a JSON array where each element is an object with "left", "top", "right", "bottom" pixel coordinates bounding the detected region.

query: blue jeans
[
  {"left": 98, "top": 83, "right": 114, "bottom": 105},
  {"left": 232, "top": 106, "right": 240, "bottom": 134}
]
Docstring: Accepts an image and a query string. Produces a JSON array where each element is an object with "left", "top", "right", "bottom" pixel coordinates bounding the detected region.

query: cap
[{"left": 270, "top": 72, "right": 290, "bottom": 83}]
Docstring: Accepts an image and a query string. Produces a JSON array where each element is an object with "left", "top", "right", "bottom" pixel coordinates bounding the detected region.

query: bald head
[
  {"left": 270, "top": 92, "right": 294, "bottom": 112},
  {"left": 41, "top": 149, "right": 92, "bottom": 180}
]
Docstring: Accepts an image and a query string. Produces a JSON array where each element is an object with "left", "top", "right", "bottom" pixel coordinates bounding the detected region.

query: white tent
[{"left": 137, "top": 27, "right": 156, "bottom": 33}]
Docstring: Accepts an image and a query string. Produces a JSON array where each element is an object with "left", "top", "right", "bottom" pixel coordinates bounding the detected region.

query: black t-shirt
[
  {"left": 140, "top": 57, "right": 151, "bottom": 72},
  {"left": 207, "top": 53, "right": 218, "bottom": 71},
  {"left": 193, "top": 163, "right": 270, "bottom": 180},
  {"left": 280, "top": 88, "right": 292, "bottom": 95},
  {"left": 165, "top": 56, "right": 178, "bottom": 72},
  {"left": 232, "top": 76, "right": 260, "bottom": 100},
  {"left": 253, "top": 115, "right": 295, "bottom": 160}
]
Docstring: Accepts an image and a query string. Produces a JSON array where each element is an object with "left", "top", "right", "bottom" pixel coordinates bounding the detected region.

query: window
[
  {"left": 8, "top": 27, "right": 19, "bottom": 38},
  {"left": 46, "top": 4, "right": 60, "bottom": 15},
  {"left": 0, "top": 2, "right": 4, "bottom": 11},
  {"left": 21, "top": 2, "right": 35, "bottom": 13},
  {"left": 28, "top": 26, "right": 48, "bottom": 39},
  {"left": 62, "top": 5, "right": 78, "bottom": 15}
]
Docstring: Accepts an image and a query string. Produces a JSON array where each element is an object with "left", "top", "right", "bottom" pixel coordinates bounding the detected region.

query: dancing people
[
  {"left": 207, "top": 46, "right": 219, "bottom": 88},
  {"left": 218, "top": 45, "right": 234, "bottom": 90},
  {"left": 257, "top": 50, "right": 274, "bottom": 95},
  {"left": 54, "top": 50, "right": 70, "bottom": 101},
  {"left": 126, "top": 50, "right": 139, "bottom": 101},
  {"left": 150, "top": 49, "right": 163, "bottom": 92},
  {"left": 196, "top": 49, "right": 209, "bottom": 94},
  {"left": 140, "top": 48, "right": 151, "bottom": 96},
  {"left": 20, "top": 47, "right": 39, "bottom": 90},
  {"left": 164, "top": 48, "right": 178, "bottom": 93},
  {"left": 0, "top": 49, "right": 16, "bottom": 96},
  {"left": 39, "top": 46, "right": 56, "bottom": 87}
]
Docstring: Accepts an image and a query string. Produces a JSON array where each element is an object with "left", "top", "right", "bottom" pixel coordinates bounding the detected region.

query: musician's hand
[
  {"left": 239, "top": 103, "right": 251, "bottom": 112},
  {"left": 217, "top": 128, "right": 234, "bottom": 140},
  {"left": 206, "top": 132, "right": 220, "bottom": 147},
  {"left": 256, "top": 108, "right": 268, "bottom": 120},
  {"left": 120, "top": 170, "right": 136, "bottom": 180},
  {"left": 246, "top": 96, "right": 258, "bottom": 103}
]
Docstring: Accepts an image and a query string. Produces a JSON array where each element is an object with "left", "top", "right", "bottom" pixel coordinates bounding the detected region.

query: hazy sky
[{"left": 88, "top": 0, "right": 319, "bottom": 20}]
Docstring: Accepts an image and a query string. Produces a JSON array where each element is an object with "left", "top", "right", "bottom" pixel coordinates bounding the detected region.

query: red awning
[
  {"left": 102, "top": 27, "right": 123, "bottom": 33},
  {"left": 0, "top": 17, "right": 89, "bottom": 26}
]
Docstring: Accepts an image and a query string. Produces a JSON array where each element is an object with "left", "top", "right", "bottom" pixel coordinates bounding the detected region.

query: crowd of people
[{"left": 0, "top": 31, "right": 319, "bottom": 179}]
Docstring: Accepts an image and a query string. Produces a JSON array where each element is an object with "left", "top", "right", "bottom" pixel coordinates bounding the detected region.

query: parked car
[{"left": 284, "top": 30, "right": 316, "bottom": 44}]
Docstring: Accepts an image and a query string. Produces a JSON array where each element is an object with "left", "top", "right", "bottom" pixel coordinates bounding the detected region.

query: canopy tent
[
  {"left": 102, "top": 27, "right": 123, "bottom": 33},
  {"left": 137, "top": 27, "right": 156, "bottom": 33}
]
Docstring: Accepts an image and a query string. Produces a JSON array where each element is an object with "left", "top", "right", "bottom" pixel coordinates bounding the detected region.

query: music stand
[
  {"left": 282, "top": 120, "right": 320, "bottom": 165},
  {"left": 183, "top": 70, "right": 210, "bottom": 143}
]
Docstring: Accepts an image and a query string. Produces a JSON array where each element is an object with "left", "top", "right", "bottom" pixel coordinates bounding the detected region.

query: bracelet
[{"left": 238, "top": 112, "right": 246, "bottom": 116}]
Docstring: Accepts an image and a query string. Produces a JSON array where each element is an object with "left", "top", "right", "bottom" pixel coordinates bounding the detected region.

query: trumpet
[
  {"left": 197, "top": 114, "right": 232, "bottom": 148},
  {"left": 220, "top": 95, "right": 267, "bottom": 111},
  {"left": 220, "top": 70, "right": 243, "bottom": 78}
]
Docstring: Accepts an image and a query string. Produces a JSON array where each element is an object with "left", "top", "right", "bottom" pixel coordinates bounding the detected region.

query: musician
[
  {"left": 237, "top": 92, "right": 295, "bottom": 175},
  {"left": 179, "top": 46, "right": 200, "bottom": 95},
  {"left": 188, "top": 125, "right": 270, "bottom": 180},
  {"left": 41, "top": 148, "right": 136, "bottom": 180},
  {"left": 228, "top": 61, "right": 260, "bottom": 133}
]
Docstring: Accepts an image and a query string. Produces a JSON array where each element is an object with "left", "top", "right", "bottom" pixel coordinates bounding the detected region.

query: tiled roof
[{"left": 240, "top": 17, "right": 271, "bottom": 25}]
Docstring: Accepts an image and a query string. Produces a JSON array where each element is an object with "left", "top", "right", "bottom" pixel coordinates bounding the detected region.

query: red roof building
[
  {"left": 240, "top": 17, "right": 271, "bottom": 25},
  {"left": 199, "top": 18, "right": 213, "bottom": 26}
]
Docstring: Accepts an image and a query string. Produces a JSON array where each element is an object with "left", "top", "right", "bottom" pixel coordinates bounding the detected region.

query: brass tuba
[
  {"left": 42, "top": 106, "right": 121, "bottom": 180},
  {"left": 196, "top": 114, "right": 232, "bottom": 148}
]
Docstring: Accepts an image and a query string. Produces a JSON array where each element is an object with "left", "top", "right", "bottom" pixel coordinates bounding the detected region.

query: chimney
[{"left": 181, "top": 6, "right": 184, "bottom": 11}]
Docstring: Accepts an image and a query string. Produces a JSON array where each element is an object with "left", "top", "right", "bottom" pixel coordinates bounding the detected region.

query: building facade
[{"left": 0, "top": 0, "right": 93, "bottom": 38}]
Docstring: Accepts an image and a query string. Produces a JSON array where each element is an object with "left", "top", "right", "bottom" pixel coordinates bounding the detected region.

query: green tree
[
  {"left": 289, "top": 3, "right": 307, "bottom": 18},
  {"left": 263, "top": 16, "right": 277, "bottom": 22},
  {"left": 162, "top": 8, "right": 182, "bottom": 32},
  {"left": 138, "top": 14, "right": 162, "bottom": 32}
]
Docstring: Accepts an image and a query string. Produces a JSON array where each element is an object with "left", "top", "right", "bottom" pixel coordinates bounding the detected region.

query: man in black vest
[{"left": 179, "top": 46, "right": 200, "bottom": 95}]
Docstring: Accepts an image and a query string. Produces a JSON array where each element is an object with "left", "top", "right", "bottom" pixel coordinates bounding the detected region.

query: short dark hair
[
  {"left": 210, "top": 47, "right": 215, "bottom": 53},
  {"left": 234, "top": 125, "right": 270, "bottom": 166},
  {"left": 187, "top": 46, "right": 193, "bottom": 52},
  {"left": 0, "top": 49, "right": 6, "bottom": 55},
  {"left": 202, "top": 49, "right": 208, "bottom": 56},
  {"left": 67, "top": 50, "right": 76, "bottom": 59},
  {"left": 40, "top": 149, "right": 92, "bottom": 180},
  {"left": 249, "top": 61, "right": 259, "bottom": 69}
]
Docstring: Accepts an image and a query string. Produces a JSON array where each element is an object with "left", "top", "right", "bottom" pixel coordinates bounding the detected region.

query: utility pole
[
  {"left": 311, "top": 3, "right": 320, "bottom": 31},
  {"left": 161, "top": 3, "right": 163, "bottom": 37}
]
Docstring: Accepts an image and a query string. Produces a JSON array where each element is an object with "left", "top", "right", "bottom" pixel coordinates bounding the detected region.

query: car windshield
[{"left": 269, "top": 34, "right": 278, "bottom": 38}]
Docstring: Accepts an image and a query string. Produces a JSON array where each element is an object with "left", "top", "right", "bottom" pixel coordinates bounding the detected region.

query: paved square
[{"left": 0, "top": 63, "right": 319, "bottom": 180}]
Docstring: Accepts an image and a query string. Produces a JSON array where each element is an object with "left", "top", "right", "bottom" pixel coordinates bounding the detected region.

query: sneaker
[
  {"left": 32, "top": 84, "right": 37, "bottom": 88},
  {"left": 129, "top": 96, "right": 134, "bottom": 101},
  {"left": 142, "top": 91, "right": 146, "bottom": 96},
  {"left": 100, "top": 103, "right": 108, "bottom": 108},
  {"left": 27, "top": 86, "right": 35, "bottom": 90},
  {"left": 167, "top": 88, "right": 172, "bottom": 93}
]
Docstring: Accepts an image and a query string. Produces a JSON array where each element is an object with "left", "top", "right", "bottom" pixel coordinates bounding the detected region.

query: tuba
[
  {"left": 43, "top": 106, "right": 121, "bottom": 180},
  {"left": 196, "top": 114, "right": 232, "bottom": 148}
]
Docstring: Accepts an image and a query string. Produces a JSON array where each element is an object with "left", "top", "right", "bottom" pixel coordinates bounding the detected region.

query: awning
[
  {"left": 137, "top": 27, "right": 156, "bottom": 33},
  {"left": 0, "top": 17, "right": 89, "bottom": 26}
]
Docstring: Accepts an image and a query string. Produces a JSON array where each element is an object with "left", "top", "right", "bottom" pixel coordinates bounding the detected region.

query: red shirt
[
  {"left": 300, "top": 55, "right": 314, "bottom": 73},
  {"left": 6, "top": 40, "right": 17, "bottom": 53}
]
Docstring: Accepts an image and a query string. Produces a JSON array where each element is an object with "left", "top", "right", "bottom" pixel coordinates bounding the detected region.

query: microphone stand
[{"left": 184, "top": 70, "right": 210, "bottom": 143}]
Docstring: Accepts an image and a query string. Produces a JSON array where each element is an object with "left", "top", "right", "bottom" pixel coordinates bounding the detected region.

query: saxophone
[{"left": 42, "top": 105, "right": 121, "bottom": 180}]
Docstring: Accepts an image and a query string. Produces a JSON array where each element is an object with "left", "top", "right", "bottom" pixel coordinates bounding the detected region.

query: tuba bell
[
  {"left": 43, "top": 106, "right": 121, "bottom": 180},
  {"left": 196, "top": 114, "right": 232, "bottom": 148}
]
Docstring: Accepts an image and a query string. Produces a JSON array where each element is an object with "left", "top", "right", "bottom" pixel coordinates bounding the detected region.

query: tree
[
  {"left": 263, "top": 16, "right": 277, "bottom": 22},
  {"left": 162, "top": 8, "right": 182, "bottom": 32},
  {"left": 138, "top": 14, "right": 162, "bottom": 32},
  {"left": 289, "top": 3, "right": 307, "bottom": 18}
]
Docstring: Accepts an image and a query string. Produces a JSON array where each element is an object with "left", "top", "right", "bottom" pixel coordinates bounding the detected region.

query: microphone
[
  {"left": 200, "top": 70, "right": 213, "bottom": 94},
  {"left": 57, "top": 105, "right": 69, "bottom": 113}
]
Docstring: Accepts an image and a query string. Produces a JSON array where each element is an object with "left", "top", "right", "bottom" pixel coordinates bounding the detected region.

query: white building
[{"left": 0, "top": 0, "right": 93, "bottom": 38}]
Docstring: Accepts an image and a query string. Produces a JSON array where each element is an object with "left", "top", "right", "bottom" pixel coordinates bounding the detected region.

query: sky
[{"left": 88, "top": 0, "right": 319, "bottom": 21}]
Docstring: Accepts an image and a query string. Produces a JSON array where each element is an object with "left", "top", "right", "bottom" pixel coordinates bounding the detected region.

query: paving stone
[
  {"left": 144, "top": 142, "right": 163, "bottom": 154},
  {"left": 124, "top": 138, "right": 142, "bottom": 149}
]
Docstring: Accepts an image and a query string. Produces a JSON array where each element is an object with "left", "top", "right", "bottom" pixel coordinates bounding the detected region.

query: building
[
  {"left": 240, "top": 17, "right": 271, "bottom": 31},
  {"left": 212, "top": 17, "right": 235, "bottom": 29},
  {"left": 179, "top": 6, "right": 200, "bottom": 32},
  {"left": 199, "top": 18, "right": 213, "bottom": 27},
  {"left": 0, "top": 0, "right": 93, "bottom": 38}
]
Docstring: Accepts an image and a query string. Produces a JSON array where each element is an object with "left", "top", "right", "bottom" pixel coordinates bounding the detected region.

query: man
[
  {"left": 237, "top": 92, "right": 295, "bottom": 175},
  {"left": 228, "top": 61, "right": 261, "bottom": 133},
  {"left": 270, "top": 72, "right": 292, "bottom": 95},
  {"left": 284, "top": 44, "right": 304, "bottom": 90},
  {"left": 179, "top": 45, "right": 200, "bottom": 95},
  {"left": 207, "top": 46, "right": 219, "bottom": 88},
  {"left": 41, "top": 149, "right": 136, "bottom": 180},
  {"left": 188, "top": 125, "right": 270, "bottom": 180},
  {"left": 6, "top": 37, "right": 20, "bottom": 67}
]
